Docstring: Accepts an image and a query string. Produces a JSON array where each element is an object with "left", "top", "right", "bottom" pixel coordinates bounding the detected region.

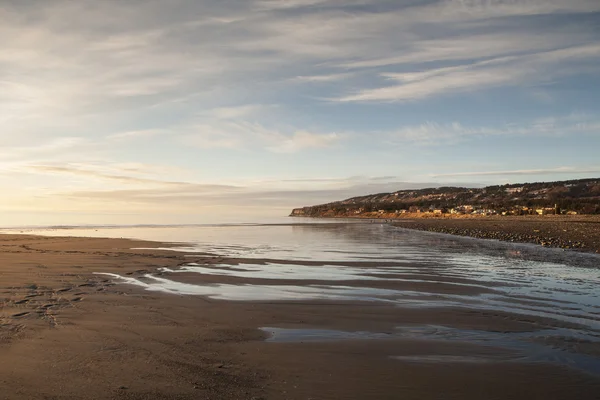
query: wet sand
[
  {"left": 393, "top": 215, "right": 600, "bottom": 253},
  {"left": 1, "top": 234, "right": 599, "bottom": 399}
]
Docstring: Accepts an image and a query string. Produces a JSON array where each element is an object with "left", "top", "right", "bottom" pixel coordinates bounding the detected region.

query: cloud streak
[
  {"left": 25, "top": 165, "right": 188, "bottom": 186},
  {"left": 388, "top": 114, "right": 600, "bottom": 145},
  {"left": 431, "top": 167, "right": 600, "bottom": 178},
  {"left": 2, "top": 0, "right": 596, "bottom": 126},
  {"left": 61, "top": 178, "right": 445, "bottom": 209},
  {"left": 180, "top": 121, "right": 344, "bottom": 152},
  {"left": 337, "top": 44, "right": 600, "bottom": 102}
]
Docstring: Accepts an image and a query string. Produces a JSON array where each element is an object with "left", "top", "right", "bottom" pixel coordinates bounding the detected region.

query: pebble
[{"left": 411, "top": 227, "right": 586, "bottom": 250}]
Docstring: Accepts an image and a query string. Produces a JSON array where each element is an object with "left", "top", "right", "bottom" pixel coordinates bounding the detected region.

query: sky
[{"left": 1, "top": 0, "right": 600, "bottom": 226}]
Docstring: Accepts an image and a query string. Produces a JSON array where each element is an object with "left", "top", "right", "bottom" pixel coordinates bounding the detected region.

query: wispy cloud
[
  {"left": 432, "top": 166, "right": 600, "bottom": 178},
  {"left": 0, "top": 137, "right": 88, "bottom": 161},
  {"left": 337, "top": 44, "right": 600, "bottom": 102},
  {"left": 253, "top": 0, "right": 334, "bottom": 10},
  {"left": 294, "top": 73, "right": 354, "bottom": 82},
  {"left": 25, "top": 165, "right": 187, "bottom": 186},
  {"left": 180, "top": 121, "right": 344, "bottom": 152},
  {"left": 61, "top": 177, "right": 442, "bottom": 209},
  {"left": 264, "top": 130, "right": 341, "bottom": 153},
  {"left": 203, "top": 104, "right": 272, "bottom": 120},
  {"left": 2, "top": 0, "right": 598, "bottom": 128},
  {"left": 388, "top": 114, "right": 600, "bottom": 145},
  {"left": 107, "top": 129, "right": 165, "bottom": 141}
]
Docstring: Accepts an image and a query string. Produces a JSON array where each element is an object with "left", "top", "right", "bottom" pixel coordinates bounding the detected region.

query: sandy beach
[{"left": 1, "top": 232, "right": 599, "bottom": 399}]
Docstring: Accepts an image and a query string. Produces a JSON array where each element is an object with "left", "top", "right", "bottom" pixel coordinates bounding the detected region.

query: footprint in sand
[
  {"left": 12, "top": 312, "right": 30, "bottom": 318},
  {"left": 135, "top": 269, "right": 150, "bottom": 274}
]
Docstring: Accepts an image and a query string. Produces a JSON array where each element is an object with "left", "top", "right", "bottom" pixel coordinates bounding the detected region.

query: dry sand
[{"left": 1, "top": 234, "right": 599, "bottom": 399}]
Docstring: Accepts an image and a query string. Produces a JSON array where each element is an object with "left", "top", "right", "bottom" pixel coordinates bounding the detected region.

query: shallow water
[
  {"left": 95, "top": 272, "right": 401, "bottom": 302},
  {"left": 261, "top": 325, "right": 600, "bottom": 376},
  {"left": 10, "top": 220, "right": 600, "bottom": 372},
  {"left": 16, "top": 222, "right": 600, "bottom": 327},
  {"left": 55, "top": 222, "right": 598, "bottom": 330}
]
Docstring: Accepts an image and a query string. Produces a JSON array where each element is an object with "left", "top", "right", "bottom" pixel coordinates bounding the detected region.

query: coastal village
[
  {"left": 291, "top": 203, "right": 578, "bottom": 218},
  {"left": 348, "top": 203, "right": 576, "bottom": 217},
  {"left": 291, "top": 178, "right": 600, "bottom": 219}
]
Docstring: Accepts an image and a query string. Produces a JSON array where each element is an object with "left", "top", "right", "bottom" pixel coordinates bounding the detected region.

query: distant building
[
  {"left": 506, "top": 187, "right": 524, "bottom": 194},
  {"left": 536, "top": 208, "right": 555, "bottom": 215}
]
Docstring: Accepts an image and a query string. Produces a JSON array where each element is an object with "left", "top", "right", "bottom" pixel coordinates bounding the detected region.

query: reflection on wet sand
[
  {"left": 17, "top": 222, "right": 600, "bottom": 379},
  {"left": 262, "top": 325, "right": 600, "bottom": 376},
  {"left": 102, "top": 252, "right": 600, "bottom": 331},
  {"left": 95, "top": 272, "right": 401, "bottom": 302}
]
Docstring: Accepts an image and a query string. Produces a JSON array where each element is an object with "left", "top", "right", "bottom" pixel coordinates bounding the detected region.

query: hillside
[{"left": 290, "top": 178, "right": 600, "bottom": 218}]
